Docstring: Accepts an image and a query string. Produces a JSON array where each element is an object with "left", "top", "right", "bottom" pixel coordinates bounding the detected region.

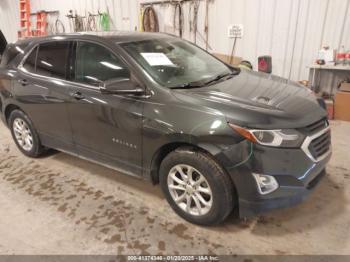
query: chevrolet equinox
[{"left": 0, "top": 32, "right": 331, "bottom": 225}]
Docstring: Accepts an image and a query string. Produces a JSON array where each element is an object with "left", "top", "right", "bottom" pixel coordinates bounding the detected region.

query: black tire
[
  {"left": 159, "top": 148, "right": 234, "bottom": 226},
  {"left": 9, "top": 110, "right": 45, "bottom": 158}
]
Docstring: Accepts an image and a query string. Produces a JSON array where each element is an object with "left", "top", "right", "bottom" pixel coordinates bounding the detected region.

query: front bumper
[
  {"left": 217, "top": 137, "right": 331, "bottom": 218},
  {"left": 237, "top": 166, "right": 327, "bottom": 218}
]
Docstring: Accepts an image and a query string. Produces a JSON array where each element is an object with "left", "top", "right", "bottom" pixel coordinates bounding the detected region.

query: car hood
[{"left": 171, "top": 70, "right": 327, "bottom": 129}]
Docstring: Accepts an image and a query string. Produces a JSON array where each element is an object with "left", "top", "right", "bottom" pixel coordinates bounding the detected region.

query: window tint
[
  {"left": 36, "top": 41, "right": 70, "bottom": 79},
  {"left": 75, "top": 42, "right": 130, "bottom": 86},
  {"left": 22, "top": 46, "right": 37, "bottom": 73}
]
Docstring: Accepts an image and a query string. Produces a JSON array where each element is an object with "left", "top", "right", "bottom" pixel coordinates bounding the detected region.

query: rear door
[
  {"left": 67, "top": 40, "right": 144, "bottom": 176},
  {"left": 15, "top": 41, "right": 75, "bottom": 151}
]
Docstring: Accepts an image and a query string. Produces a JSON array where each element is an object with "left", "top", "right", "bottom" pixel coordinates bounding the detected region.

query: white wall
[
  {"left": 0, "top": 0, "right": 20, "bottom": 44},
  {"left": 1, "top": 0, "right": 349, "bottom": 81}
]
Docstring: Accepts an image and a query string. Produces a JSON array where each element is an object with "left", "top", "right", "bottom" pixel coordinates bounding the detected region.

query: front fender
[{"left": 142, "top": 97, "right": 249, "bottom": 181}]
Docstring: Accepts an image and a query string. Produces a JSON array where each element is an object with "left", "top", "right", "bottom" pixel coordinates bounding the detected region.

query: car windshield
[{"left": 121, "top": 38, "right": 235, "bottom": 88}]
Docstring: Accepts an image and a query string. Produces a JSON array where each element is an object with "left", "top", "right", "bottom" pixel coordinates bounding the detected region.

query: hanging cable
[
  {"left": 142, "top": 6, "right": 159, "bottom": 32},
  {"left": 67, "top": 10, "right": 85, "bottom": 32},
  {"left": 173, "top": 2, "right": 183, "bottom": 38},
  {"left": 99, "top": 12, "right": 110, "bottom": 31},
  {"left": 44, "top": 11, "right": 65, "bottom": 35},
  {"left": 204, "top": 0, "right": 209, "bottom": 50},
  {"left": 55, "top": 18, "right": 65, "bottom": 33},
  {"left": 74, "top": 14, "right": 85, "bottom": 32},
  {"left": 189, "top": 2, "right": 193, "bottom": 32},
  {"left": 87, "top": 12, "right": 98, "bottom": 31},
  {"left": 66, "top": 10, "right": 74, "bottom": 32},
  {"left": 189, "top": 0, "right": 200, "bottom": 43},
  {"left": 139, "top": 7, "right": 145, "bottom": 31}
]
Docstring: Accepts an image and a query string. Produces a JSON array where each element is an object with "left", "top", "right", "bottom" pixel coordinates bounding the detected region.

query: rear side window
[
  {"left": 75, "top": 41, "right": 130, "bottom": 86},
  {"left": 23, "top": 46, "right": 38, "bottom": 73},
  {"left": 35, "top": 41, "right": 70, "bottom": 79}
]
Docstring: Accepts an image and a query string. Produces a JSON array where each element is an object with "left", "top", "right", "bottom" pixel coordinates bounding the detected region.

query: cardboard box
[
  {"left": 335, "top": 91, "right": 350, "bottom": 121},
  {"left": 213, "top": 53, "right": 242, "bottom": 66},
  {"left": 339, "top": 82, "right": 350, "bottom": 92}
]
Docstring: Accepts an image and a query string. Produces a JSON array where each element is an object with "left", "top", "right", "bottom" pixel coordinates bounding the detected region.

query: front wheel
[{"left": 159, "top": 149, "right": 235, "bottom": 225}]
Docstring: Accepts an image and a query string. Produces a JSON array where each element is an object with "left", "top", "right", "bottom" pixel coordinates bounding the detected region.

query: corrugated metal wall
[{"left": 1, "top": 0, "right": 349, "bottom": 81}]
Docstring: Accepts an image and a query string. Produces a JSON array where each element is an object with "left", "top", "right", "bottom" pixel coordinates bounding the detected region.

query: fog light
[{"left": 252, "top": 173, "right": 279, "bottom": 195}]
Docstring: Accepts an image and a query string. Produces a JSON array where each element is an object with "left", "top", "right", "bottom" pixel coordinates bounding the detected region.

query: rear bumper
[{"left": 217, "top": 139, "right": 331, "bottom": 218}]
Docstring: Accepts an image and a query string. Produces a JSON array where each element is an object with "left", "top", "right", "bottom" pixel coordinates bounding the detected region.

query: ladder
[
  {"left": 35, "top": 11, "right": 48, "bottom": 36},
  {"left": 18, "top": 0, "right": 31, "bottom": 38}
]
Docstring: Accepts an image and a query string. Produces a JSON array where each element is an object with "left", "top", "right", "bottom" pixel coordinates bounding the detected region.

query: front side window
[
  {"left": 75, "top": 42, "right": 130, "bottom": 86},
  {"left": 121, "top": 38, "right": 232, "bottom": 88},
  {"left": 22, "top": 46, "right": 38, "bottom": 73},
  {"left": 35, "top": 41, "right": 70, "bottom": 79}
]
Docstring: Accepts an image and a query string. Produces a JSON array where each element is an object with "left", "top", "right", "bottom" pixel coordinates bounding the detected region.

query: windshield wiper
[
  {"left": 169, "top": 69, "right": 240, "bottom": 90},
  {"left": 203, "top": 71, "right": 237, "bottom": 86},
  {"left": 169, "top": 81, "right": 206, "bottom": 89}
]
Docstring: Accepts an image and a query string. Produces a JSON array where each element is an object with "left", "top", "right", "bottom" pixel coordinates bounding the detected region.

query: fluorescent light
[
  {"left": 85, "top": 76, "right": 100, "bottom": 82},
  {"left": 52, "top": 36, "right": 65, "bottom": 40},
  {"left": 15, "top": 46, "right": 24, "bottom": 54},
  {"left": 100, "top": 61, "right": 122, "bottom": 70},
  {"left": 40, "top": 60, "right": 53, "bottom": 67},
  {"left": 52, "top": 80, "right": 64, "bottom": 86},
  {"left": 91, "top": 97, "right": 107, "bottom": 104}
]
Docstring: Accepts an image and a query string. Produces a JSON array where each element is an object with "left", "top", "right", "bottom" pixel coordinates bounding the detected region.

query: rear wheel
[
  {"left": 9, "top": 110, "right": 45, "bottom": 157},
  {"left": 160, "top": 148, "right": 234, "bottom": 225}
]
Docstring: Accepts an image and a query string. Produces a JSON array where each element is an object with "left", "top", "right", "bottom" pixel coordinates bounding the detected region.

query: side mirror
[{"left": 100, "top": 78, "right": 145, "bottom": 95}]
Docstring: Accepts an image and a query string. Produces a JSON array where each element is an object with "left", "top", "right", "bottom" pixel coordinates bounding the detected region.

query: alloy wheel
[
  {"left": 13, "top": 118, "right": 33, "bottom": 152},
  {"left": 167, "top": 164, "right": 213, "bottom": 216}
]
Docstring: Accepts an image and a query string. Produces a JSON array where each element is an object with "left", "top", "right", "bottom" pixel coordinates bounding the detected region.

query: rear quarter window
[{"left": 35, "top": 41, "right": 70, "bottom": 79}]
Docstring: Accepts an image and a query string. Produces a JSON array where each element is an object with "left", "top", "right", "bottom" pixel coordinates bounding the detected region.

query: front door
[{"left": 67, "top": 41, "right": 143, "bottom": 176}]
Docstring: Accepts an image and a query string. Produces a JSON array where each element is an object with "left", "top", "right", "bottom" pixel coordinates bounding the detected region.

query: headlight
[{"left": 229, "top": 123, "right": 304, "bottom": 148}]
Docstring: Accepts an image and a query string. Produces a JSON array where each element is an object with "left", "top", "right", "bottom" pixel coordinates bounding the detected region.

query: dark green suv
[{"left": 0, "top": 32, "right": 331, "bottom": 225}]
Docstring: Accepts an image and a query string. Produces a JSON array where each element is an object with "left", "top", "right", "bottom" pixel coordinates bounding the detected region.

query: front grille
[
  {"left": 308, "top": 130, "right": 331, "bottom": 160},
  {"left": 304, "top": 118, "right": 329, "bottom": 134}
]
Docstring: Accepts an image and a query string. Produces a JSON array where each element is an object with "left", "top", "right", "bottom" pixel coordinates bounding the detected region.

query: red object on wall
[
  {"left": 258, "top": 56, "right": 272, "bottom": 74},
  {"left": 259, "top": 59, "right": 267, "bottom": 71},
  {"left": 36, "top": 11, "right": 48, "bottom": 36},
  {"left": 18, "top": 0, "right": 31, "bottom": 38}
]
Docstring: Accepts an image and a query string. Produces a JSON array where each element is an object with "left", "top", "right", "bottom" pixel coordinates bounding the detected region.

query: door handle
[
  {"left": 70, "top": 91, "right": 85, "bottom": 100},
  {"left": 18, "top": 79, "right": 28, "bottom": 86}
]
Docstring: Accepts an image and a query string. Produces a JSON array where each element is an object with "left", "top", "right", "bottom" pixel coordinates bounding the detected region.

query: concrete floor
[{"left": 0, "top": 120, "right": 349, "bottom": 255}]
